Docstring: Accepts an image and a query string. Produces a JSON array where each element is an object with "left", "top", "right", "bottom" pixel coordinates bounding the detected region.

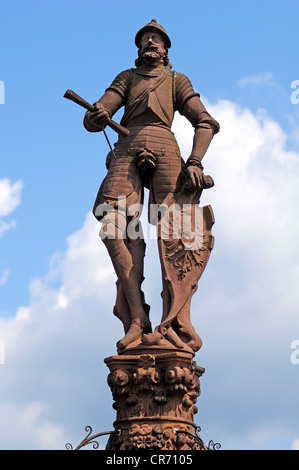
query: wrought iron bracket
[
  {"left": 173, "top": 426, "right": 221, "bottom": 450},
  {"left": 66, "top": 425, "right": 220, "bottom": 451},
  {"left": 66, "top": 426, "right": 120, "bottom": 450}
]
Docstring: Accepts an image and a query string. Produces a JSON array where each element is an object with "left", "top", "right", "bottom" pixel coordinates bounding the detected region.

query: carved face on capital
[{"left": 140, "top": 30, "right": 166, "bottom": 64}]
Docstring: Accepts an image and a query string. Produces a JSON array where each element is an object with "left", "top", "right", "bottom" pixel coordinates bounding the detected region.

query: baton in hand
[{"left": 63, "top": 89, "right": 130, "bottom": 138}]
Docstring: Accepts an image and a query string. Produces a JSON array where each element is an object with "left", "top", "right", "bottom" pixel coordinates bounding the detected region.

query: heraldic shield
[{"left": 143, "top": 180, "right": 215, "bottom": 354}]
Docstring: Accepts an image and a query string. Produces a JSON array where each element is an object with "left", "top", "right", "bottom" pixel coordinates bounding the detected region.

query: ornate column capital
[{"left": 105, "top": 348, "right": 206, "bottom": 450}]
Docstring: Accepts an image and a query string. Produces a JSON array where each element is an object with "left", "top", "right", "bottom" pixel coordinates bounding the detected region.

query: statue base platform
[{"left": 104, "top": 347, "right": 206, "bottom": 450}]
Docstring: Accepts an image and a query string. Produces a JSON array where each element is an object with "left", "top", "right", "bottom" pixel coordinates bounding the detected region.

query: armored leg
[{"left": 100, "top": 213, "right": 151, "bottom": 350}]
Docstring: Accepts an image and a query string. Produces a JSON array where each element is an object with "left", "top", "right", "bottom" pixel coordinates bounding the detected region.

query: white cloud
[
  {"left": 0, "top": 100, "right": 299, "bottom": 449},
  {"left": 0, "top": 178, "right": 23, "bottom": 218},
  {"left": 173, "top": 101, "right": 299, "bottom": 448},
  {"left": 238, "top": 72, "right": 275, "bottom": 87},
  {"left": 0, "top": 269, "right": 9, "bottom": 286},
  {"left": 0, "top": 220, "right": 16, "bottom": 238},
  {"left": 0, "top": 178, "right": 23, "bottom": 238},
  {"left": 0, "top": 401, "right": 65, "bottom": 450},
  {"left": 292, "top": 439, "right": 299, "bottom": 450},
  {"left": 0, "top": 213, "right": 117, "bottom": 449},
  {"left": 175, "top": 99, "right": 299, "bottom": 349},
  {"left": 174, "top": 99, "right": 299, "bottom": 265}
]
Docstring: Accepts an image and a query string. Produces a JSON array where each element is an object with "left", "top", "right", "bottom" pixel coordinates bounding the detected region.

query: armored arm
[
  {"left": 175, "top": 73, "right": 219, "bottom": 163},
  {"left": 84, "top": 69, "right": 131, "bottom": 133},
  {"left": 183, "top": 98, "right": 219, "bottom": 188},
  {"left": 175, "top": 73, "right": 219, "bottom": 187},
  {"left": 182, "top": 96, "right": 219, "bottom": 165}
]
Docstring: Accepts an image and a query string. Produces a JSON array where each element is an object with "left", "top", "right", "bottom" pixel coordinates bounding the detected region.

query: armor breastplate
[{"left": 121, "top": 68, "right": 174, "bottom": 128}]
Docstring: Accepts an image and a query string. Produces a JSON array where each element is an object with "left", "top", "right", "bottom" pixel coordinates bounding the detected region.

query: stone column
[{"left": 104, "top": 346, "right": 205, "bottom": 450}]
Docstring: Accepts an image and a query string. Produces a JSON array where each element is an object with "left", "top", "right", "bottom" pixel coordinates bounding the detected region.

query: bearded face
[
  {"left": 141, "top": 44, "right": 166, "bottom": 62},
  {"left": 140, "top": 31, "right": 166, "bottom": 64}
]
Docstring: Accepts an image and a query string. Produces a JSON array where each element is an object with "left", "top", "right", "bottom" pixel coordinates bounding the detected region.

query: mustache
[
  {"left": 142, "top": 44, "right": 162, "bottom": 53},
  {"left": 141, "top": 46, "right": 166, "bottom": 59}
]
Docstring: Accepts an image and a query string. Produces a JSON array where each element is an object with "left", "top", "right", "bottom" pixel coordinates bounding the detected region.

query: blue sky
[{"left": 1, "top": 0, "right": 299, "bottom": 450}]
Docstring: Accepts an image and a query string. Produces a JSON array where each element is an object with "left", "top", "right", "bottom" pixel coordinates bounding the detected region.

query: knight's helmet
[{"left": 135, "top": 19, "right": 171, "bottom": 49}]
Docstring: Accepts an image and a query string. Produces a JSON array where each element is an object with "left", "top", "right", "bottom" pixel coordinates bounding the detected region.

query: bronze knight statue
[{"left": 83, "top": 19, "right": 219, "bottom": 354}]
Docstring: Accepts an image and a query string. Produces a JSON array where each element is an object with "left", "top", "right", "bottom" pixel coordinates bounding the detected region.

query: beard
[{"left": 141, "top": 45, "right": 166, "bottom": 63}]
